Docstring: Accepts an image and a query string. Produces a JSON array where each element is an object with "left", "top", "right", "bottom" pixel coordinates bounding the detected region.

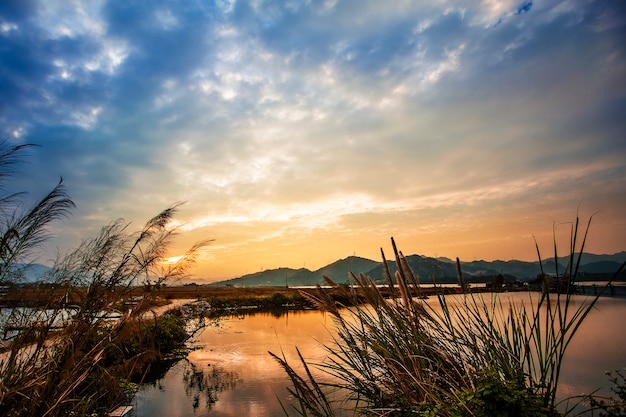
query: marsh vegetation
[
  {"left": 0, "top": 142, "right": 208, "bottom": 416},
  {"left": 272, "top": 236, "right": 626, "bottom": 416}
]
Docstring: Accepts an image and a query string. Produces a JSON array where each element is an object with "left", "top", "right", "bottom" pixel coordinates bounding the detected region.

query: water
[
  {"left": 134, "top": 310, "right": 335, "bottom": 417},
  {"left": 133, "top": 294, "right": 626, "bottom": 416}
]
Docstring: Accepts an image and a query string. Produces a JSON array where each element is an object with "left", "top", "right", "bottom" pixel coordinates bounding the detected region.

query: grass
[
  {"left": 272, "top": 222, "right": 626, "bottom": 417},
  {"left": 0, "top": 142, "right": 209, "bottom": 416},
  {"left": 0, "top": 208, "right": 207, "bottom": 416}
]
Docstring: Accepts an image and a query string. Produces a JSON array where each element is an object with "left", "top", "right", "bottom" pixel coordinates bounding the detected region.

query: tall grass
[
  {"left": 273, "top": 222, "right": 625, "bottom": 416},
  {"left": 0, "top": 208, "right": 208, "bottom": 416},
  {"left": 0, "top": 142, "right": 209, "bottom": 416}
]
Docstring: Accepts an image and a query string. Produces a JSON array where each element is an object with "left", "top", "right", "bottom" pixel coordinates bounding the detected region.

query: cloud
[{"left": 0, "top": 0, "right": 624, "bottom": 277}]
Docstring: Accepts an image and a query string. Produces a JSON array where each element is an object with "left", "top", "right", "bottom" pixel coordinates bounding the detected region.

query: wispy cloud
[{"left": 1, "top": 0, "right": 624, "bottom": 279}]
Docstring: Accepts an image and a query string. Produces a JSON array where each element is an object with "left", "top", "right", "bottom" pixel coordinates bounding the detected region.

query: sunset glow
[
  {"left": 165, "top": 256, "right": 185, "bottom": 265},
  {"left": 1, "top": 1, "right": 624, "bottom": 282}
]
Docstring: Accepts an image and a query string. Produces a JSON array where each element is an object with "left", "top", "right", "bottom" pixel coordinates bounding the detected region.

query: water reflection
[
  {"left": 136, "top": 360, "right": 239, "bottom": 416},
  {"left": 134, "top": 310, "right": 334, "bottom": 417},
  {"left": 183, "top": 362, "right": 239, "bottom": 411},
  {"left": 134, "top": 295, "right": 626, "bottom": 417}
]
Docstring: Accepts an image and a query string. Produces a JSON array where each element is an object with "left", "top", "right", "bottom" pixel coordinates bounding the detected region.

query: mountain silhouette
[
  {"left": 6, "top": 251, "right": 625, "bottom": 286},
  {"left": 211, "top": 251, "right": 626, "bottom": 287}
]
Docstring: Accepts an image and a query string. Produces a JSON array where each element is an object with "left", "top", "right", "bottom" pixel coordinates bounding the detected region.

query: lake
[{"left": 133, "top": 293, "right": 626, "bottom": 416}]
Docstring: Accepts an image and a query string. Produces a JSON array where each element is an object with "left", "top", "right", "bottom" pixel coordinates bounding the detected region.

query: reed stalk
[
  {"left": 272, "top": 216, "right": 621, "bottom": 416},
  {"left": 0, "top": 142, "right": 209, "bottom": 416}
]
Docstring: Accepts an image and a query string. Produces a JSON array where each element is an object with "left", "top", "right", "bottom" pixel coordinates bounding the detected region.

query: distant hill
[
  {"left": 212, "top": 267, "right": 307, "bottom": 287},
  {"left": 213, "top": 256, "right": 380, "bottom": 287},
  {"left": 558, "top": 251, "right": 626, "bottom": 265},
  {"left": 209, "top": 251, "right": 626, "bottom": 287},
  {"left": 461, "top": 259, "right": 547, "bottom": 281},
  {"left": 289, "top": 256, "right": 380, "bottom": 286},
  {"left": 366, "top": 255, "right": 457, "bottom": 284},
  {"left": 8, "top": 252, "right": 622, "bottom": 287},
  {"left": 577, "top": 261, "right": 623, "bottom": 274},
  {"left": 365, "top": 256, "right": 547, "bottom": 284}
]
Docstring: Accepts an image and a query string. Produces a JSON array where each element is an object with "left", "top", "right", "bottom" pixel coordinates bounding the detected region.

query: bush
[
  {"left": 152, "top": 312, "right": 189, "bottom": 353},
  {"left": 449, "top": 369, "right": 560, "bottom": 417}
]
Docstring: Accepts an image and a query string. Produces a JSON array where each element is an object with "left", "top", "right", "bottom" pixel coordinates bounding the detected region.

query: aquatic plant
[{"left": 273, "top": 223, "right": 625, "bottom": 416}]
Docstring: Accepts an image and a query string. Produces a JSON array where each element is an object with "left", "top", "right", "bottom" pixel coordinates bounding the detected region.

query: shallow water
[
  {"left": 134, "top": 310, "right": 336, "bottom": 417},
  {"left": 133, "top": 294, "right": 626, "bottom": 416}
]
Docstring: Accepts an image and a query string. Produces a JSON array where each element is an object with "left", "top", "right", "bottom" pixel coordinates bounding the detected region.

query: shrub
[
  {"left": 152, "top": 312, "right": 189, "bottom": 353},
  {"left": 449, "top": 369, "right": 560, "bottom": 417}
]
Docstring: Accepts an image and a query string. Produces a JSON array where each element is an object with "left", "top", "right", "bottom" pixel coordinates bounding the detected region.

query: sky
[{"left": 1, "top": 0, "right": 625, "bottom": 282}]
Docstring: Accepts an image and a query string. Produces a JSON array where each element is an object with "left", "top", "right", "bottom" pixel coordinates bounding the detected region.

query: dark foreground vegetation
[
  {"left": 272, "top": 235, "right": 626, "bottom": 417},
  {"left": 0, "top": 142, "right": 208, "bottom": 416}
]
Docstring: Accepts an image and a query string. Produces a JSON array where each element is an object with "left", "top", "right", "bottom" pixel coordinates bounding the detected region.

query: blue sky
[{"left": 1, "top": 0, "right": 625, "bottom": 281}]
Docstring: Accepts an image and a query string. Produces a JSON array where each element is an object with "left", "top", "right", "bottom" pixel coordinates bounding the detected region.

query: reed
[
  {"left": 0, "top": 142, "right": 209, "bottom": 416},
  {"left": 272, "top": 218, "right": 623, "bottom": 416}
]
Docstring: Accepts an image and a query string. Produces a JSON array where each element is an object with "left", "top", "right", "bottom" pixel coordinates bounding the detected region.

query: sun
[{"left": 165, "top": 255, "right": 185, "bottom": 264}]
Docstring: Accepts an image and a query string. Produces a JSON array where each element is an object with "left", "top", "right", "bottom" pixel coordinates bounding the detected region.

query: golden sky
[{"left": 2, "top": 1, "right": 625, "bottom": 281}]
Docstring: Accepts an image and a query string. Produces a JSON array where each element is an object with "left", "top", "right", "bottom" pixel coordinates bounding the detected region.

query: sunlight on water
[
  {"left": 134, "top": 310, "right": 337, "bottom": 417},
  {"left": 134, "top": 294, "right": 626, "bottom": 417}
]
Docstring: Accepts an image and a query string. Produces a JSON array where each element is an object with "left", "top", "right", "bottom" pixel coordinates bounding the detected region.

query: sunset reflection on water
[
  {"left": 135, "top": 310, "right": 338, "bottom": 417},
  {"left": 134, "top": 295, "right": 626, "bottom": 417}
]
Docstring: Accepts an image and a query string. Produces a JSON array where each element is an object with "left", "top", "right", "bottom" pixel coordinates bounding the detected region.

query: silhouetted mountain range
[
  {"left": 212, "top": 252, "right": 626, "bottom": 287},
  {"left": 213, "top": 256, "right": 379, "bottom": 287},
  {"left": 5, "top": 252, "right": 625, "bottom": 286}
]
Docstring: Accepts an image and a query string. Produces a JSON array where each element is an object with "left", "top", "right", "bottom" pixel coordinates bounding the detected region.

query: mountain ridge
[
  {"left": 5, "top": 251, "right": 625, "bottom": 286},
  {"left": 210, "top": 251, "right": 626, "bottom": 287}
]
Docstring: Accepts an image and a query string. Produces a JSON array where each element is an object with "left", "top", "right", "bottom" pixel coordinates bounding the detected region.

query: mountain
[
  {"left": 557, "top": 251, "right": 626, "bottom": 265},
  {"left": 365, "top": 255, "right": 457, "bottom": 284},
  {"left": 461, "top": 259, "right": 547, "bottom": 281},
  {"left": 364, "top": 256, "right": 559, "bottom": 284},
  {"left": 577, "top": 261, "right": 624, "bottom": 275},
  {"left": 210, "top": 256, "right": 380, "bottom": 287},
  {"left": 6, "top": 253, "right": 622, "bottom": 287},
  {"left": 209, "top": 251, "right": 626, "bottom": 287},
  {"left": 212, "top": 267, "right": 307, "bottom": 287},
  {"left": 289, "top": 256, "right": 381, "bottom": 286}
]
